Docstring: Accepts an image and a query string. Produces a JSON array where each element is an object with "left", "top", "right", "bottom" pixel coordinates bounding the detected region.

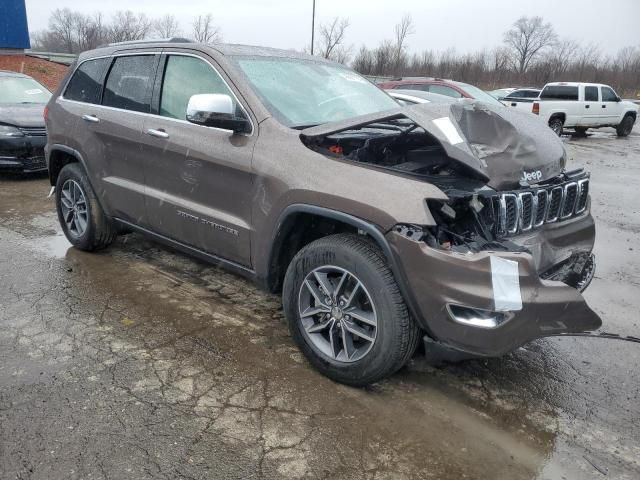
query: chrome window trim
[
  {"left": 59, "top": 52, "right": 158, "bottom": 104},
  {"left": 59, "top": 50, "right": 255, "bottom": 136}
]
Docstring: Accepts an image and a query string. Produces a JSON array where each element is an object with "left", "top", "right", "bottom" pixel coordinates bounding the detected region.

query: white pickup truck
[{"left": 532, "top": 82, "right": 638, "bottom": 136}]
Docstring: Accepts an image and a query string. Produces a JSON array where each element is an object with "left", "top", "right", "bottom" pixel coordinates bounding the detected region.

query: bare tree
[
  {"left": 192, "top": 14, "right": 222, "bottom": 44},
  {"left": 153, "top": 14, "right": 181, "bottom": 39},
  {"left": 48, "top": 8, "right": 76, "bottom": 53},
  {"left": 107, "top": 11, "right": 152, "bottom": 43},
  {"left": 352, "top": 45, "right": 374, "bottom": 75},
  {"left": 503, "top": 16, "right": 557, "bottom": 73},
  {"left": 316, "top": 17, "right": 350, "bottom": 61},
  {"left": 392, "top": 14, "right": 415, "bottom": 75}
]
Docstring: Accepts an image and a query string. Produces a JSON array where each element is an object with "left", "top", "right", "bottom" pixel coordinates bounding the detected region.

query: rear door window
[
  {"left": 102, "top": 55, "right": 157, "bottom": 113},
  {"left": 159, "top": 55, "right": 238, "bottom": 120},
  {"left": 400, "top": 84, "right": 430, "bottom": 92},
  {"left": 64, "top": 58, "right": 110, "bottom": 104},
  {"left": 584, "top": 86, "right": 599, "bottom": 101},
  {"left": 540, "top": 86, "right": 579, "bottom": 101},
  {"left": 429, "top": 84, "right": 462, "bottom": 98}
]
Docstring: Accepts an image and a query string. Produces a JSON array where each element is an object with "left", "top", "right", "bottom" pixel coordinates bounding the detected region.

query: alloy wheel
[
  {"left": 298, "top": 265, "right": 377, "bottom": 363},
  {"left": 60, "top": 179, "right": 88, "bottom": 238}
]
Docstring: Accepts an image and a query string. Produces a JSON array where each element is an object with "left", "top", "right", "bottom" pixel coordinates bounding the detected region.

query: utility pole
[{"left": 310, "top": 0, "right": 316, "bottom": 55}]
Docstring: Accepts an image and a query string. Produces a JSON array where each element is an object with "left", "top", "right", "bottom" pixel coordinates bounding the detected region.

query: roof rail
[{"left": 101, "top": 37, "right": 194, "bottom": 48}]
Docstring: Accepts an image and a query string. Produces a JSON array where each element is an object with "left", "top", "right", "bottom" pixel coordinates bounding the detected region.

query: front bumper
[
  {"left": 388, "top": 214, "right": 602, "bottom": 357},
  {"left": 0, "top": 135, "right": 47, "bottom": 173}
]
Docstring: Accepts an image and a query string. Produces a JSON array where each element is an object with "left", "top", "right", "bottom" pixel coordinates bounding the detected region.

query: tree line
[
  {"left": 31, "top": 9, "right": 221, "bottom": 53},
  {"left": 31, "top": 10, "right": 639, "bottom": 96},
  {"left": 341, "top": 15, "right": 640, "bottom": 97}
]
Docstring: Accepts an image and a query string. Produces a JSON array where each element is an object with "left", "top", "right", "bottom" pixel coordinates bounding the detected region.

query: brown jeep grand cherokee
[{"left": 45, "top": 39, "right": 601, "bottom": 386}]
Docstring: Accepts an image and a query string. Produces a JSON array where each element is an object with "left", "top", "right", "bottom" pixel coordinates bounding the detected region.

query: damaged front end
[{"left": 301, "top": 101, "right": 602, "bottom": 357}]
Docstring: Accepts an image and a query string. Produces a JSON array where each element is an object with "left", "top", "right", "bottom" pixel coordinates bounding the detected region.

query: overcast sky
[{"left": 24, "top": 0, "right": 640, "bottom": 55}]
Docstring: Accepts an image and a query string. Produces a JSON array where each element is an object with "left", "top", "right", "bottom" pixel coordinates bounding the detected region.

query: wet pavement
[{"left": 1, "top": 127, "right": 639, "bottom": 479}]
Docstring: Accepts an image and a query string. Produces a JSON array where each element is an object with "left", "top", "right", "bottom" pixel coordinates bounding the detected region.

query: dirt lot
[{"left": 1, "top": 127, "right": 639, "bottom": 479}]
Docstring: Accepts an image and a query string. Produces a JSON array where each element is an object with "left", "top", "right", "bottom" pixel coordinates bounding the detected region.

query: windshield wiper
[{"left": 291, "top": 123, "right": 320, "bottom": 130}]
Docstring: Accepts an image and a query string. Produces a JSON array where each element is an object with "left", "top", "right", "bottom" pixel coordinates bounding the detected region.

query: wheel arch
[
  {"left": 47, "top": 144, "right": 89, "bottom": 187},
  {"left": 47, "top": 144, "right": 112, "bottom": 217},
  {"left": 264, "top": 204, "right": 428, "bottom": 336}
]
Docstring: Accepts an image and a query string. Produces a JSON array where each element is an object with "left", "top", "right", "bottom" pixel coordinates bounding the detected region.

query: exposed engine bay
[
  {"left": 300, "top": 108, "right": 594, "bottom": 291},
  {"left": 303, "top": 120, "right": 488, "bottom": 192}
]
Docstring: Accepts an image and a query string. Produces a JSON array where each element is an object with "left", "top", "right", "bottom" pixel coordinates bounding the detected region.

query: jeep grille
[{"left": 494, "top": 178, "right": 589, "bottom": 237}]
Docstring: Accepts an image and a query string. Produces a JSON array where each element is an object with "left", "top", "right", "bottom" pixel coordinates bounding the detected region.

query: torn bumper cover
[{"left": 387, "top": 223, "right": 602, "bottom": 357}]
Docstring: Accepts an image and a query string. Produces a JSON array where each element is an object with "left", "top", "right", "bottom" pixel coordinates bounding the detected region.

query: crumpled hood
[
  {"left": 0, "top": 104, "right": 46, "bottom": 128},
  {"left": 301, "top": 101, "right": 566, "bottom": 191}
]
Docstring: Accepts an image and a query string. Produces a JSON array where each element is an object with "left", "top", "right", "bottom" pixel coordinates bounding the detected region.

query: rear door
[
  {"left": 140, "top": 51, "right": 256, "bottom": 266},
  {"left": 578, "top": 85, "right": 601, "bottom": 126},
  {"left": 59, "top": 52, "right": 160, "bottom": 225},
  {"left": 95, "top": 51, "right": 161, "bottom": 224}
]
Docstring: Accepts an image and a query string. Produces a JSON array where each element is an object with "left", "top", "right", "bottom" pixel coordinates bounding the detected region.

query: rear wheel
[
  {"left": 549, "top": 117, "right": 564, "bottom": 136},
  {"left": 55, "top": 163, "right": 116, "bottom": 251},
  {"left": 282, "top": 234, "right": 420, "bottom": 386},
  {"left": 616, "top": 115, "right": 635, "bottom": 137}
]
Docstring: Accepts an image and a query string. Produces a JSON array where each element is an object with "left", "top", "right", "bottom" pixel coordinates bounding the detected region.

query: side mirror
[
  {"left": 616, "top": 96, "right": 622, "bottom": 102},
  {"left": 186, "top": 93, "right": 251, "bottom": 134}
]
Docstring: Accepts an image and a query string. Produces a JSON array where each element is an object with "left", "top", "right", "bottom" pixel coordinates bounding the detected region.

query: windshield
[
  {"left": 0, "top": 77, "right": 51, "bottom": 104},
  {"left": 456, "top": 82, "right": 503, "bottom": 107},
  {"left": 234, "top": 57, "right": 399, "bottom": 127}
]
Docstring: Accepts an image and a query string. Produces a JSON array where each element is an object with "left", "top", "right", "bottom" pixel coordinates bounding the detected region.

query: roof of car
[
  {"left": 0, "top": 70, "right": 29, "bottom": 78},
  {"left": 544, "top": 82, "right": 608, "bottom": 88},
  {"left": 79, "top": 40, "right": 333, "bottom": 65}
]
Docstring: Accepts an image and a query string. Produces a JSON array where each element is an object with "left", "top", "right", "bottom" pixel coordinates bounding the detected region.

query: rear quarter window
[
  {"left": 64, "top": 58, "right": 110, "bottom": 104},
  {"left": 540, "top": 86, "right": 579, "bottom": 101}
]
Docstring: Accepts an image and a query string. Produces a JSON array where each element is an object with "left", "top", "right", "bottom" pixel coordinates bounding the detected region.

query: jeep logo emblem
[{"left": 522, "top": 170, "right": 543, "bottom": 182}]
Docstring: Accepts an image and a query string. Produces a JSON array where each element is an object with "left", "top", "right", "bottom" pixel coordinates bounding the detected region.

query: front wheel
[
  {"left": 616, "top": 115, "right": 635, "bottom": 137},
  {"left": 549, "top": 117, "right": 564, "bottom": 136},
  {"left": 282, "top": 234, "right": 421, "bottom": 386}
]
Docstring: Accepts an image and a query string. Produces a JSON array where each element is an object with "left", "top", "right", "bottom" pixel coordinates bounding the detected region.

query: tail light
[
  {"left": 532, "top": 102, "right": 539, "bottom": 115},
  {"left": 43, "top": 105, "right": 49, "bottom": 122}
]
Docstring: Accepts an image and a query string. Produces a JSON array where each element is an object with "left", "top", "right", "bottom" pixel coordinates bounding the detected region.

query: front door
[
  {"left": 601, "top": 86, "right": 623, "bottom": 124},
  {"left": 141, "top": 52, "right": 255, "bottom": 267}
]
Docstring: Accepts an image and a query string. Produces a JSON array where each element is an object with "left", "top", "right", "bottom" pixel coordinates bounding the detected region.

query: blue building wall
[{"left": 0, "top": 0, "right": 31, "bottom": 49}]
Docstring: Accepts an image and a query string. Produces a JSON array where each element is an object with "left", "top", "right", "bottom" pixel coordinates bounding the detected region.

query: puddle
[{"left": 29, "top": 232, "right": 72, "bottom": 258}]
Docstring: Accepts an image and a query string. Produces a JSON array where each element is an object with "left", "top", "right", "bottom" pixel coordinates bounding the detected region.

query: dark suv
[
  {"left": 0, "top": 70, "right": 51, "bottom": 173},
  {"left": 45, "top": 40, "right": 601, "bottom": 386}
]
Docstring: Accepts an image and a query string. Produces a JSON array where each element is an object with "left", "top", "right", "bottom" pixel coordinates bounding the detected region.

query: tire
[
  {"left": 616, "top": 115, "right": 635, "bottom": 137},
  {"left": 282, "top": 233, "right": 421, "bottom": 386},
  {"left": 55, "top": 163, "right": 116, "bottom": 251},
  {"left": 574, "top": 127, "right": 588, "bottom": 136},
  {"left": 549, "top": 117, "right": 564, "bottom": 136}
]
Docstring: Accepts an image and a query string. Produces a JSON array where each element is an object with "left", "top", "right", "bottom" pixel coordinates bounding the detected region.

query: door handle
[
  {"left": 146, "top": 128, "right": 169, "bottom": 139},
  {"left": 585, "top": 105, "right": 590, "bottom": 109},
  {"left": 82, "top": 114, "right": 100, "bottom": 123},
  {"left": 602, "top": 105, "right": 607, "bottom": 108}
]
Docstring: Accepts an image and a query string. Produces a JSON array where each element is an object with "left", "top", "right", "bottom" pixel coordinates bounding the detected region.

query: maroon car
[{"left": 379, "top": 77, "right": 503, "bottom": 106}]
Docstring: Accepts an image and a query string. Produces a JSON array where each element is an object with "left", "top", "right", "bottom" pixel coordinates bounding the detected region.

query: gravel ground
[{"left": 0, "top": 126, "right": 638, "bottom": 479}]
